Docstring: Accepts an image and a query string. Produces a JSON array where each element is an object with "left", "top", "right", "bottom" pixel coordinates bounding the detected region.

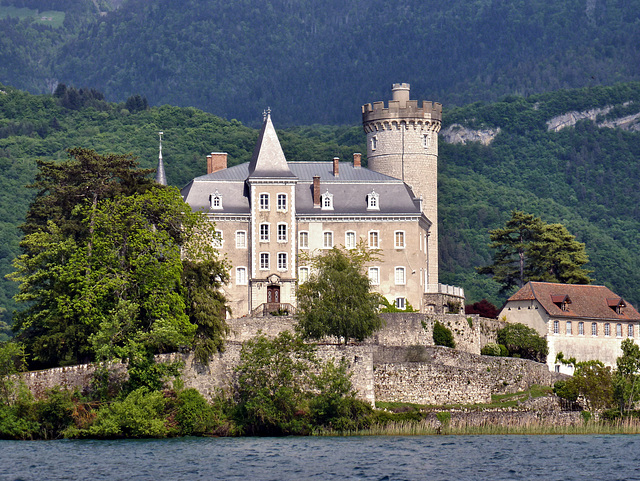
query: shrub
[
  {"left": 35, "top": 387, "right": 76, "bottom": 439},
  {"left": 84, "top": 387, "right": 168, "bottom": 438},
  {"left": 481, "top": 343, "right": 502, "bottom": 356},
  {"left": 174, "top": 388, "right": 234, "bottom": 436},
  {"left": 433, "top": 321, "right": 456, "bottom": 348},
  {"left": 436, "top": 411, "right": 451, "bottom": 426}
]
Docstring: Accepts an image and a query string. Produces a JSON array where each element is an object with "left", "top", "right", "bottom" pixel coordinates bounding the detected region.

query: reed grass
[{"left": 316, "top": 417, "right": 640, "bottom": 436}]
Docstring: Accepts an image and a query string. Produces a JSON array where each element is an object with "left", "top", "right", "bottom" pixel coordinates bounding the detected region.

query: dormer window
[
  {"left": 367, "top": 190, "right": 379, "bottom": 211},
  {"left": 608, "top": 298, "right": 626, "bottom": 314},
  {"left": 321, "top": 190, "right": 333, "bottom": 210},
  {"left": 551, "top": 294, "right": 571, "bottom": 311},
  {"left": 210, "top": 190, "right": 223, "bottom": 210}
]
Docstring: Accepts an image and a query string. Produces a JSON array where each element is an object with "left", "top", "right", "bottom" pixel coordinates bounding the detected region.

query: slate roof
[
  {"left": 508, "top": 282, "right": 640, "bottom": 321},
  {"left": 180, "top": 113, "right": 427, "bottom": 220},
  {"left": 181, "top": 162, "right": 425, "bottom": 217},
  {"left": 247, "top": 113, "right": 295, "bottom": 179}
]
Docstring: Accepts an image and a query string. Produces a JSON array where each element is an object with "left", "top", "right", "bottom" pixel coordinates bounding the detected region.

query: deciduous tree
[{"left": 296, "top": 246, "right": 383, "bottom": 345}]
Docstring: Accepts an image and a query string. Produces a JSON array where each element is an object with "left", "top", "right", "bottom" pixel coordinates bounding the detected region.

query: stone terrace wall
[
  {"left": 376, "top": 313, "right": 505, "bottom": 355},
  {"left": 374, "top": 345, "right": 565, "bottom": 405},
  {"left": 226, "top": 316, "right": 297, "bottom": 342}
]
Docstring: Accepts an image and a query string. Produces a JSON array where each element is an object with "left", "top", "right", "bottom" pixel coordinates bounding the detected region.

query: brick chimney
[
  {"left": 333, "top": 157, "right": 339, "bottom": 177},
  {"left": 313, "top": 176, "right": 321, "bottom": 207},
  {"left": 353, "top": 152, "right": 362, "bottom": 169},
  {"left": 207, "top": 152, "right": 227, "bottom": 174}
]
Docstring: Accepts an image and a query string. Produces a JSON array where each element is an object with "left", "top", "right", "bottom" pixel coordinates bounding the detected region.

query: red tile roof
[{"left": 507, "top": 282, "right": 640, "bottom": 321}]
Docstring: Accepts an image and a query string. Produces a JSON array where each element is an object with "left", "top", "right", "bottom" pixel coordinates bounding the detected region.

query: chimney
[
  {"left": 207, "top": 152, "right": 227, "bottom": 174},
  {"left": 333, "top": 157, "right": 339, "bottom": 177},
  {"left": 353, "top": 152, "right": 361, "bottom": 169},
  {"left": 313, "top": 176, "right": 321, "bottom": 207}
]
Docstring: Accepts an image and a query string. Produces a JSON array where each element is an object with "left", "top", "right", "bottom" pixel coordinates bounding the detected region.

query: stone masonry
[{"left": 18, "top": 312, "right": 561, "bottom": 407}]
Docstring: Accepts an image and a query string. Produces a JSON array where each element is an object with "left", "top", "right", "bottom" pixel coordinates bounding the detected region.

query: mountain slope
[{"left": 2, "top": 0, "right": 640, "bottom": 125}]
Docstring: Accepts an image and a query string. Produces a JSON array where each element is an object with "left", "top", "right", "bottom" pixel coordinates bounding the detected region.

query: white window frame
[
  {"left": 323, "top": 231, "right": 333, "bottom": 249},
  {"left": 629, "top": 324, "right": 635, "bottom": 338},
  {"left": 321, "top": 190, "right": 333, "bottom": 210},
  {"left": 553, "top": 320, "right": 559, "bottom": 334},
  {"left": 259, "top": 223, "right": 270, "bottom": 242},
  {"left": 592, "top": 322, "right": 598, "bottom": 337},
  {"left": 277, "top": 193, "right": 287, "bottom": 212},
  {"left": 210, "top": 191, "right": 223, "bottom": 210},
  {"left": 395, "top": 230, "right": 405, "bottom": 249},
  {"left": 259, "top": 193, "right": 270, "bottom": 211},
  {"left": 605, "top": 323, "right": 610, "bottom": 337},
  {"left": 616, "top": 323, "right": 622, "bottom": 338},
  {"left": 395, "top": 297, "right": 406, "bottom": 310},
  {"left": 345, "top": 231, "right": 356, "bottom": 249},
  {"left": 578, "top": 322, "right": 584, "bottom": 336},
  {"left": 299, "top": 266, "right": 309, "bottom": 284},
  {"left": 236, "top": 267, "right": 247, "bottom": 285},
  {"left": 259, "top": 252, "right": 269, "bottom": 270},
  {"left": 566, "top": 321, "right": 572, "bottom": 336},
  {"left": 367, "top": 190, "right": 380, "bottom": 211},
  {"left": 235, "top": 230, "right": 247, "bottom": 249},
  {"left": 368, "top": 267, "right": 380, "bottom": 286},
  {"left": 277, "top": 252, "right": 287, "bottom": 271},
  {"left": 395, "top": 266, "right": 406, "bottom": 285},
  {"left": 368, "top": 230, "right": 380, "bottom": 249},
  {"left": 277, "top": 223, "right": 288, "bottom": 243},
  {"left": 299, "top": 231, "right": 309, "bottom": 249}
]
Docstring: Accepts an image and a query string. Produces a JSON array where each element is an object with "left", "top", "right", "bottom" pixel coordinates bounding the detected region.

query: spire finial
[{"left": 262, "top": 107, "right": 271, "bottom": 122}]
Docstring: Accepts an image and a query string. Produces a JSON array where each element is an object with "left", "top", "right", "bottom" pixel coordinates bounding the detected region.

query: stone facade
[
  {"left": 362, "top": 83, "right": 442, "bottom": 287},
  {"left": 500, "top": 282, "right": 640, "bottom": 374}
]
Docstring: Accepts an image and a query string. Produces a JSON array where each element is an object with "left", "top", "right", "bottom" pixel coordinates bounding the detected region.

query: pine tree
[{"left": 478, "top": 210, "right": 592, "bottom": 293}]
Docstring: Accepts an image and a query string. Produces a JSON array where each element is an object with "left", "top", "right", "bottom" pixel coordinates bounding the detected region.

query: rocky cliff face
[
  {"left": 440, "top": 124, "right": 500, "bottom": 145},
  {"left": 441, "top": 103, "right": 640, "bottom": 146}
]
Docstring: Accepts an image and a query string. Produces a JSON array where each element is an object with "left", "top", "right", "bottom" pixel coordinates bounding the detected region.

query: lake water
[{"left": 1, "top": 435, "right": 639, "bottom": 481}]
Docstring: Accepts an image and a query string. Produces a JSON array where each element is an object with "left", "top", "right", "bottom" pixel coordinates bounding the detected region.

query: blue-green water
[{"left": 1, "top": 435, "right": 638, "bottom": 480}]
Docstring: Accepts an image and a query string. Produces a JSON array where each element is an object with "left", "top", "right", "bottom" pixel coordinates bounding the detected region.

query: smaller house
[{"left": 499, "top": 282, "right": 640, "bottom": 374}]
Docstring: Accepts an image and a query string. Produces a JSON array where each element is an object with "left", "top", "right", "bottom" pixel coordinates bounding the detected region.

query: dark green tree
[
  {"left": 614, "top": 339, "right": 640, "bottom": 414},
  {"left": 9, "top": 150, "right": 228, "bottom": 370},
  {"left": 234, "top": 331, "right": 370, "bottom": 435},
  {"left": 478, "top": 211, "right": 592, "bottom": 293},
  {"left": 182, "top": 259, "right": 231, "bottom": 364},
  {"left": 554, "top": 358, "right": 615, "bottom": 412},
  {"left": 296, "top": 246, "right": 383, "bottom": 345},
  {"left": 497, "top": 322, "right": 548, "bottom": 363}
]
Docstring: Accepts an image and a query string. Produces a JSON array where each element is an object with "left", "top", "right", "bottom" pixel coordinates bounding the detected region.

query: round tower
[{"left": 362, "top": 83, "right": 442, "bottom": 287}]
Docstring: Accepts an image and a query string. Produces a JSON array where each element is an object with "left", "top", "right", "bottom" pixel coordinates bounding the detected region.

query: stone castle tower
[{"left": 362, "top": 83, "right": 442, "bottom": 287}]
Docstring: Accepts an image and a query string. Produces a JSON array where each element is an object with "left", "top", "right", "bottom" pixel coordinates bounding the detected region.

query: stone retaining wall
[
  {"left": 374, "top": 345, "right": 566, "bottom": 405},
  {"left": 19, "top": 314, "right": 546, "bottom": 408}
]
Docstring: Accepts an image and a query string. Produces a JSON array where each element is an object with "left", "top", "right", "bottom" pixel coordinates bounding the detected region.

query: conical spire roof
[
  {"left": 155, "top": 132, "right": 167, "bottom": 185},
  {"left": 248, "top": 110, "right": 295, "bottom": 179}
]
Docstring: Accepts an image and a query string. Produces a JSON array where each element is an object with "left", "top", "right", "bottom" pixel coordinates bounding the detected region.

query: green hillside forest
[
  {"left": 1, "top": 81, "right": 640, "bottom": 334},
  {"left": 1, "top": 0, "right": 640, "bottom": 125}
]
